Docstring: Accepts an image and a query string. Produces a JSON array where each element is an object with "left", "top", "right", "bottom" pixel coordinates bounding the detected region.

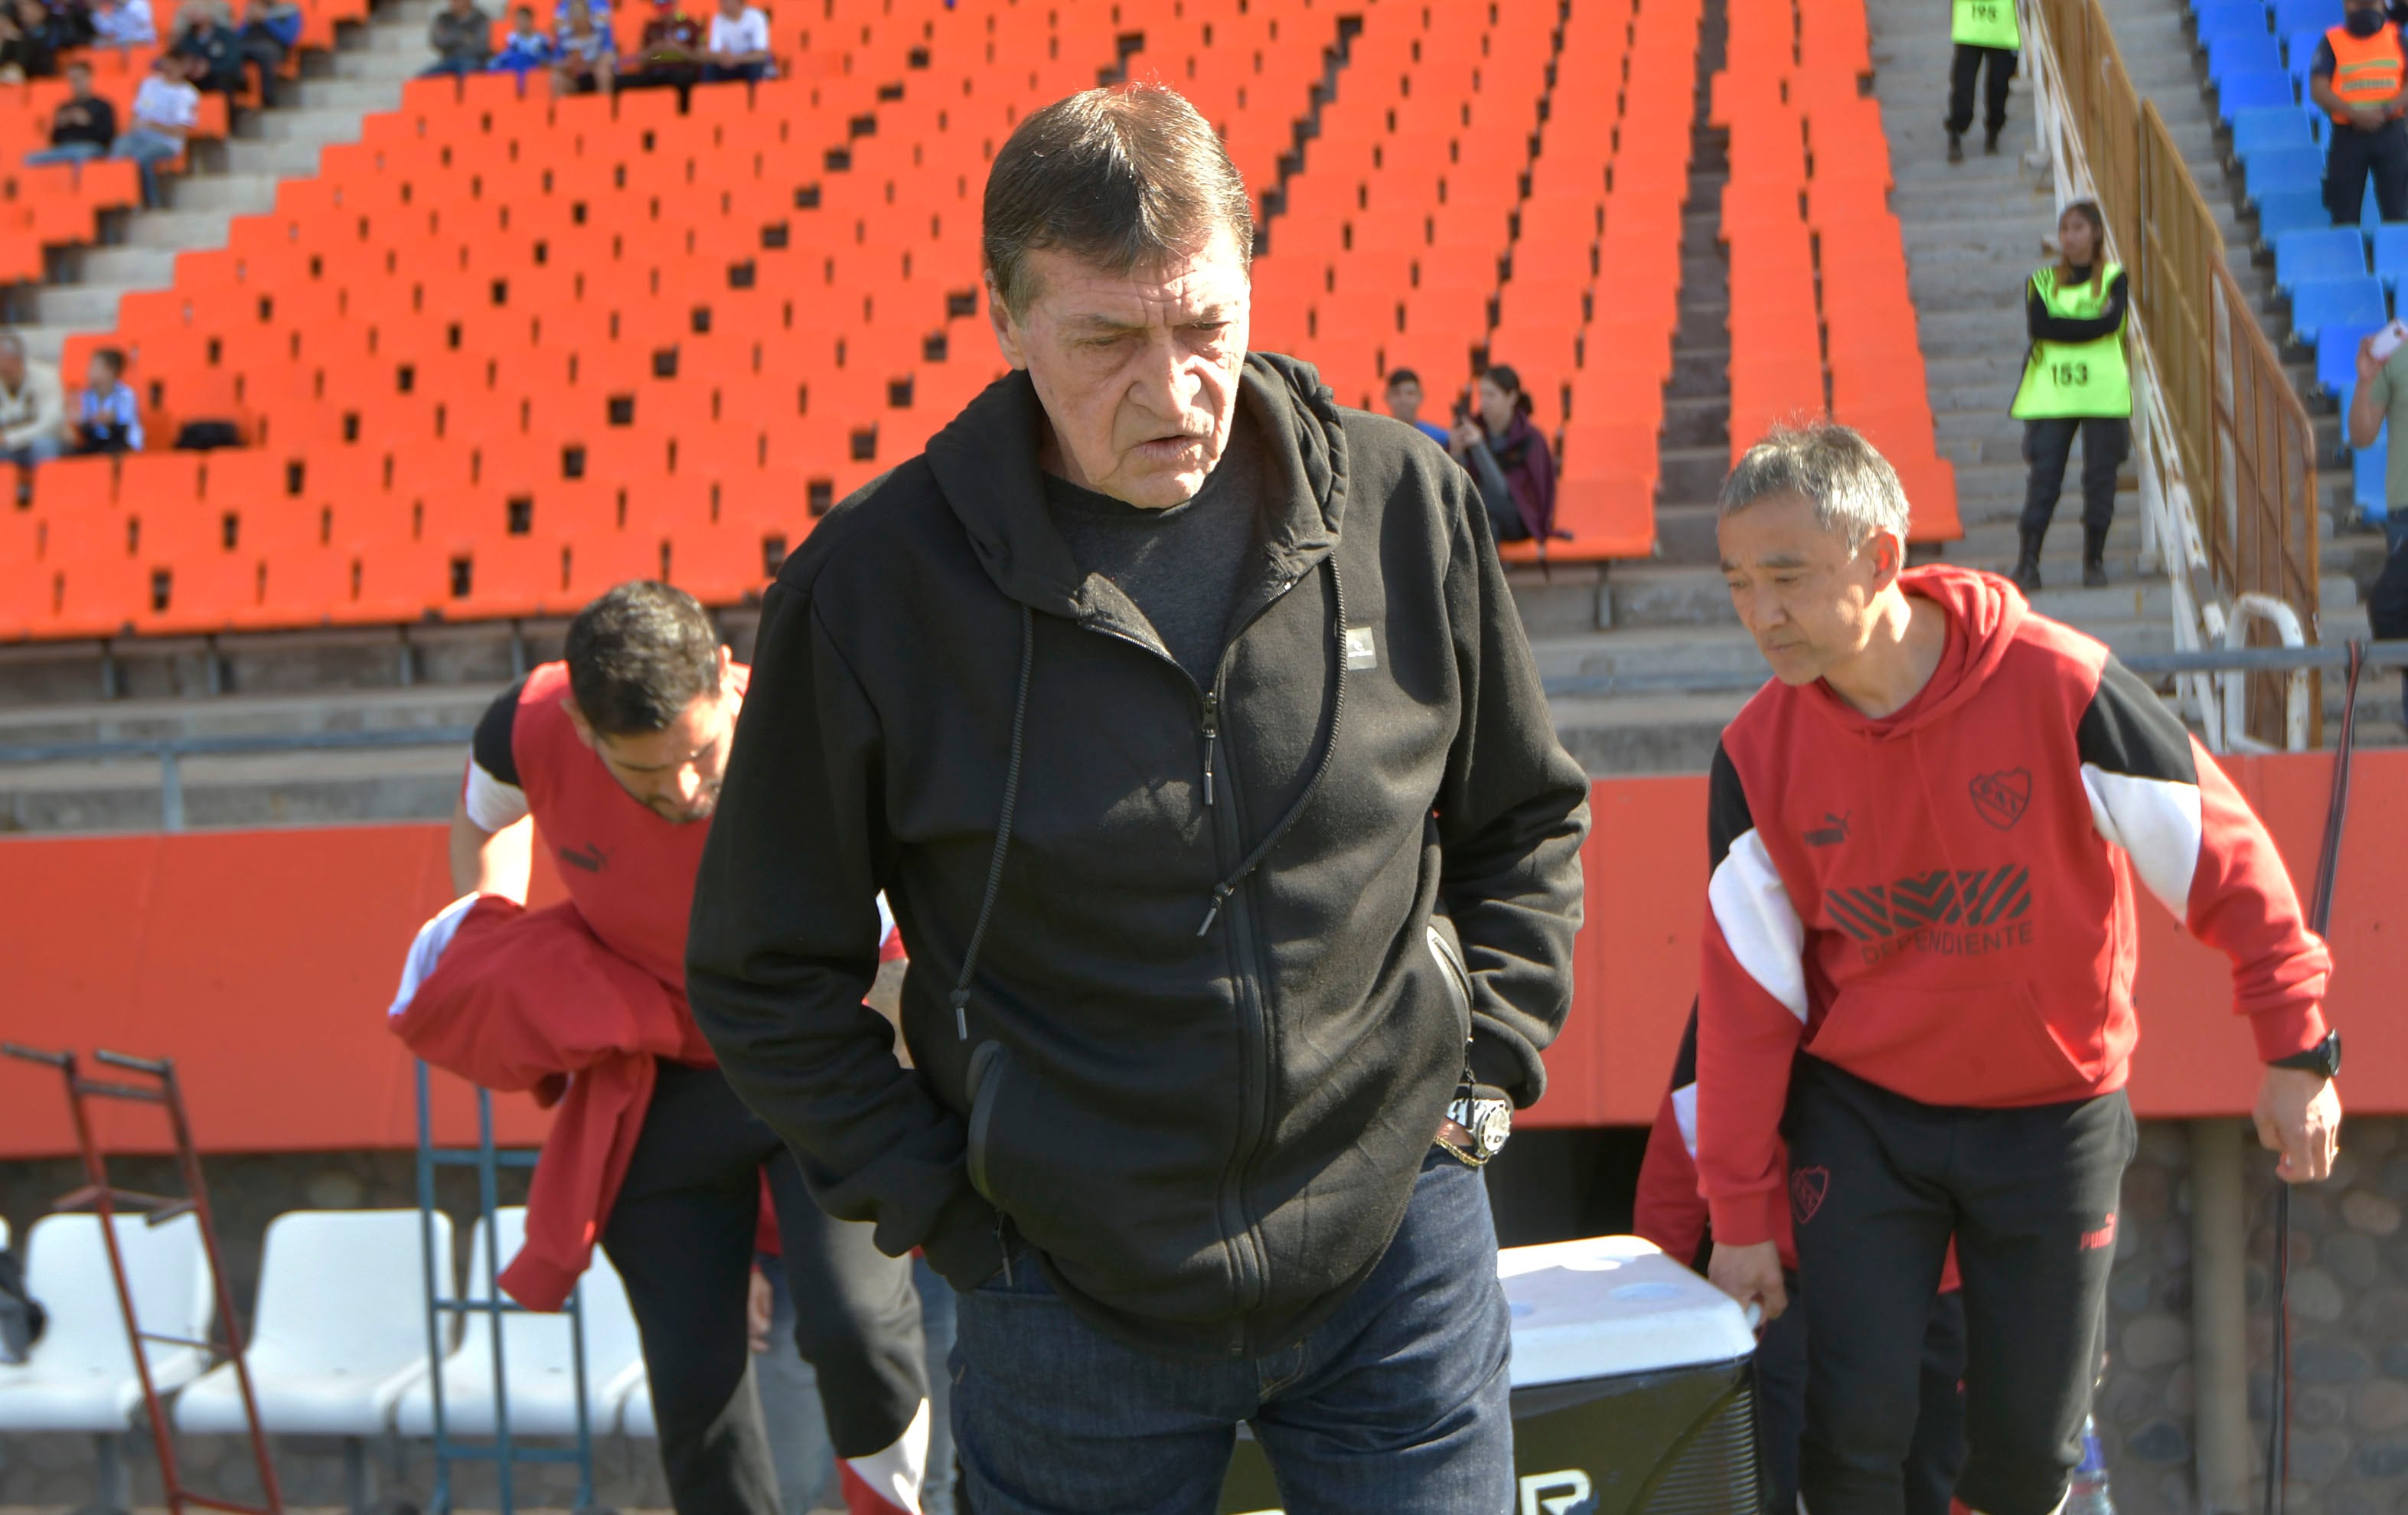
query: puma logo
[
  {"left": 558, "top": 842, "right": 610, "bottom": 873},
  {"left": 1804, "top": 811, "right": 1850, "bottom": 847}
]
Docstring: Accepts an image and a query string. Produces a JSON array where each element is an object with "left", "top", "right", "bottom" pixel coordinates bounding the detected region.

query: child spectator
[
  {"left": 550, "top": 0, "right": 610, "bottom": 91},
  {"left": 700, "top": 0, "right": 767, "bottom": 82},
  {"left": 489, "top": 5, "right": 552, "bottom": 77},
  {"left": 71, "top": 348, "right": 142, "bottom": 455},
  {"left": 1382, "top": 367, "right": 1452, "bottom": 446},
  {"left": 111, "top": 52, "right": 198, "bottom": 206},
  {"left": 24, "top": 58, "right": 114, "bottom": 163},
  {"left": 89, "top": 0, "right": 154, "bottom": 45}
]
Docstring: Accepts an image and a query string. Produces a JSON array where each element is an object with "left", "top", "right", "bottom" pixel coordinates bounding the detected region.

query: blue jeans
[
  {"left": 110, "top": 128, "right": 180, "bottom": 205},
  {"left": 950, "top": 1151, "right": 1513, "bottom": 1515},
  {"left": 24, "top": 142, "right": 104, "bottom": 167}
]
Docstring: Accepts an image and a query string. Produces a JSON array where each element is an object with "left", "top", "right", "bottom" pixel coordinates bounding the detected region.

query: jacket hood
[
  {"left": 1804, "top": 563, "right": 2028, "bottom": 739},
  {"left": 922, "top": 351, "right": 1349, "bottom": 616}
]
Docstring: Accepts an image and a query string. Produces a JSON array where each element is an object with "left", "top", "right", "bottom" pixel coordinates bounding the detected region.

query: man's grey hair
[
  {"left": 1718, "top": 420, "right": 1912, "bottom": 553},
  {"left": 982, "top": 83, "right": 1253, "bottom": 318}
]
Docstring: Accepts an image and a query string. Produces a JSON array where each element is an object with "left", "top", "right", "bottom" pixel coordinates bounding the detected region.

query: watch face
[{"left": 1471, "top": 1102, "right": 1511, "bottom": 1157}]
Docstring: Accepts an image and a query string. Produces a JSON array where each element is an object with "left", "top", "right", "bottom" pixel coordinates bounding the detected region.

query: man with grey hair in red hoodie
[{"left": 1695, "top": 420, "right": 2341, "bottom": 1515}]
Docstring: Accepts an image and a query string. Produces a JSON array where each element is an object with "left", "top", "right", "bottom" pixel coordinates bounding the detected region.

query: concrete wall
[{"left": 4, "top": 1124, "right": 2403, "bottom": 1511}]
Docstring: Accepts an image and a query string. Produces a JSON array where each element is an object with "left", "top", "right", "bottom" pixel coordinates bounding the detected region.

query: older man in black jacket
[{"left": 687, "top": 83, "right": 1590, "bottom": 1515}]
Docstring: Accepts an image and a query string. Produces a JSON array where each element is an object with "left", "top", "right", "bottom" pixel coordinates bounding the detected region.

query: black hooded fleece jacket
[{"left": 687, "top": 352, "right": 1591, "bottom": 1361}]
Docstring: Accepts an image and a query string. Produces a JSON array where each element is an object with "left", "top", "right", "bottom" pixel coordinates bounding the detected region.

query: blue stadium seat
[
  {"left": 2356, "top": 440, "right": 2387, "bottom": 521},
  {"left": 2245, "top": 140, "right": 2325, "bottom": 201},
  {"left": 2194, "top": 0, "right": 2269, "bottom": 38},
  {"left": 2209, "top": 30, "right": 2286, "bottom": 84},
  {"left": 2220, "top": 68, "right": 2299, "bottom": 121},
  {"left": 2277, "top": 226, "right": 2368, "bottom": 289},
  {"left": 2233, "top": 105, "right": 2318, "bottom": 167},
  {"left": 2374, "top": 224, "right": 2408, "bottom": 289},
  {"left": 2317, "top": 322, "right": 2382, "bottom": 394},
  {"left": 2291, "top": 276, "right": 2388, "bottom": 344},
  {"left": 2258, "top": 185, "right": 2330, "bottom": 246},
  {"left": 2286, "top": 24, "right": 2326, "bottom": 76},
  {"left": 2271, "top": 0, "right": 2340, "bottom": 39}
]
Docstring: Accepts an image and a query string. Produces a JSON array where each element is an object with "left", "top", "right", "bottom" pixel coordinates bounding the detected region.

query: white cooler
[{"left": 1217, "top": 1236, "right": 1762, "bottom": 1514}]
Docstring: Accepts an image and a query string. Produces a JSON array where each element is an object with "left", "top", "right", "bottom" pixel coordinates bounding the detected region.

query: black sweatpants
[
  {"left": 2019, "top": 416, "right": 2127, "bottom": 540},
  {"left": 1752, "top": 1273, "right": 1966, "bottom": 1515},
  {"left": 1946, "top": 44, "right": 2015, "bottom": 136},
  {"left": 602, "top": 1059, "right": 928, "bottom": 1515},
  {"left": 2325, "top": 117, "right": 2408, "bottom": 227},
  {"left": 1783, "top": 1056, "right": 2133, "bottom": 1515},
  {"left": 2368, "top": 526, "right": 2408, "bottom": 723}
]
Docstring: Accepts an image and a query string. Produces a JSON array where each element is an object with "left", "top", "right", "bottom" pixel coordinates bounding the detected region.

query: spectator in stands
[
  {"left": 0, "top": 334, "right": 67, "bottom": 467},
  {"left": 700, "top": 0, "right": 765, "bottom": 82},
  {"left": 1383, "top": 367, "right": 1450, "bottom": 446},
  {"left": 550, "top": 0, "right": 610, "bottom": 91},
  {"left": 111, "top": 53, "right": 200, "bottom": 207},
  {"left": 1448, "top": 362, "right": 1557, "bottom": 544},
  {"left": 689, "top": 83, "right": 1589, "bottom": 1515},
  {"left": 24, "top": 59, "right": 114, "bottom": 163},
  {"left": 2347, "top": 328, "right": 2408, "bottom": 718},
  {"left": 70, "top": 348, "right": 142, "bottom": 455},
  {"left": 173, "top": 0, "right": 249, "bottom": 101},
  {"left": 2008, "top": 199, "right": 2129, "bottom": 593},
  {"left": 423, "top": 0, "right": 492, "bottom": 77},
  {"left": 87, "top": 0, "right": 152, "bottom": 45},
  {"left": 2313, "top": 0, "right": 2408, "bottom": 225},
  {"left": 0, "top": 0, "right": 67, "bottom": 80},
  {"left": 489, "top": 6, "right": 553, "bottom": 77},
  {"left": 552, "top": 0, "right": 603, "bottom": 31},
  {"left": 236, "top": 0, "right": 302, "bottom": 105},
  {"left": 617, "top": 0, "right": 700, "bottom": 91}
]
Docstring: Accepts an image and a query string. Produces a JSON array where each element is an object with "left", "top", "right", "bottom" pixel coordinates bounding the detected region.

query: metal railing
[
  {"left": 0, "top": 726, "right": 475, "bottom": 831},
  {"left": 2024, "top": 0, "right": 2325, "bottom": 749}
]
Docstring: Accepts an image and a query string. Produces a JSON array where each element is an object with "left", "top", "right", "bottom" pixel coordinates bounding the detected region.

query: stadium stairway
[{"left": 5, "top": 0, "right": 435, "bottom": 364}]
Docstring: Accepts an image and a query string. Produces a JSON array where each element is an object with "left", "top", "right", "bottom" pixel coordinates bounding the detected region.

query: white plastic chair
[
  {"left": 176, "top": 1210, "right": 454, "bottom": 1512},
  {"left": 0, "top": 1212, "right": 214, "bottom": 1509},
  {"left": 393, "top": 1206, "right": 644, "bottom": 1438}
]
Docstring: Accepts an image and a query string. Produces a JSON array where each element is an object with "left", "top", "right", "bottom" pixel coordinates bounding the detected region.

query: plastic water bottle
[{"left": 2065, "top": 1415, "right": 2117, "bottom": 1513}]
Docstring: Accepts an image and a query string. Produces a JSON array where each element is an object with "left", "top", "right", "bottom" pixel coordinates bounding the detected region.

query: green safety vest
[
  {"left": 1952, "top": 0, "right": 2019, "bottom": 50},
  {"left": 2012, "top": 263, "right": 2132, "bottom": 420}
]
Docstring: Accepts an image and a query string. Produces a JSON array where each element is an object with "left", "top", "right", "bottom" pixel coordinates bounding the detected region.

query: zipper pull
[
  {"left": 1197, "top": 882, "right": 1232, "bottom": 936},
  {"left": 950, "top": 988, "right": 969, "bottom": 1042},
  {"left": 1201, "top": 691, "right": 1219, "bottom": 808}
]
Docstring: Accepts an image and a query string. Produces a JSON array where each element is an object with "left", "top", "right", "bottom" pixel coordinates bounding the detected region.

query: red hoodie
[{"left": 1695, "top": 566, "right": 2331, "bottom": 1247}]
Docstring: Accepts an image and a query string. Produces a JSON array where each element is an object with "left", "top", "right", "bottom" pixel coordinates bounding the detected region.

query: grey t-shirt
[{"left": 1042, "top": 416, "right": 1265, "bottom": 688}]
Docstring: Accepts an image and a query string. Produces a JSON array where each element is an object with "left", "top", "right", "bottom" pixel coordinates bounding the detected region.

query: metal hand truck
[
  {"left": 413, "top": 1059, "right": 605, "bottom": 1515},
  {"left": 2, "top": 1044, "right": 283, "bottom": 1515}
]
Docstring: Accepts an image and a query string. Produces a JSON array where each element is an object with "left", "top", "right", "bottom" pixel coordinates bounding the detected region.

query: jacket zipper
[{"left": 1078, "top": 568, "right": 1312, "bottom": 1357}]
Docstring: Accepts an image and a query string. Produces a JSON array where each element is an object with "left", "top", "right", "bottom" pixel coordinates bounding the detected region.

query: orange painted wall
[{"left": 2, "top": 751, "right": 2400, "bottom": 1157}]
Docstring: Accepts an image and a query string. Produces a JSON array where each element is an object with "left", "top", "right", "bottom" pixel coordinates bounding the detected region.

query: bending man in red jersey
[
  {"left": 1696, "top": 422, "right": 2341, "bottom": 1515},
  {"left": 393, "top": 581, "right": 930, "bottom": 1515}
]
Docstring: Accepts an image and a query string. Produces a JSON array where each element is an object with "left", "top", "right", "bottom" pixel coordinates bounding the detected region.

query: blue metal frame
[{"left": 414, "top": 1062, "right": 599, "bottom": 1515}]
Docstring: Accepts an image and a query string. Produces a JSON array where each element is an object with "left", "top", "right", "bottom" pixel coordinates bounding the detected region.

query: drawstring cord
[
  {"left": 952, "top": 602, "right": 1036, "bottom": 1041},
  {"left": 1198, "top": 557, "right": 1350, "bottom": 935}
]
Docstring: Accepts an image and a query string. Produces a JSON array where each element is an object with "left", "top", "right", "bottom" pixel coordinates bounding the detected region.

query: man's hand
[
  {"left": 2360, "top": 331, "right": 2389, "bottom": 386},
  {"left": 2353, "top": 103, "right": 2390, "bottom": 132},
  {"left": 2254, "top": 1066, "right": 2342, "bottom": 1183},
  {"left": 1706, "top": 1239, "right": 1788, "bottom": 1324},
  {"left": 746, "top": 1266, "right": 772, "bottom": 1353}
]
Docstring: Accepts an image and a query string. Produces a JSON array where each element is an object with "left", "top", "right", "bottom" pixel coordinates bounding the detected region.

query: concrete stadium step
[
  {"left": 0, "top": 684, "right": 495, "bottom": 748},
  {"left": 1546, "top": 691, "right": 1751, "bottom": 777}
]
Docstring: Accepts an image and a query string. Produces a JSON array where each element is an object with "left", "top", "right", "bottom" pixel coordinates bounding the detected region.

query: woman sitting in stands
[
  {"left": 2009, "top": 198, "right": 2131, "bottom": 593},
  {"left": 1449, "top": 362, "right": 1558, "bottom": 545}
]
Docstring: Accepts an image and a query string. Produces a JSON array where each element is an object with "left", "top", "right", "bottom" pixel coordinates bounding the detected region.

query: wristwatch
[
  {"left": 1436, "top": 1085, "right": 1512, "bottom": 1167},
  {"left": 2270, "top": 1030, "right": 2342, "bottom": 1081}
]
